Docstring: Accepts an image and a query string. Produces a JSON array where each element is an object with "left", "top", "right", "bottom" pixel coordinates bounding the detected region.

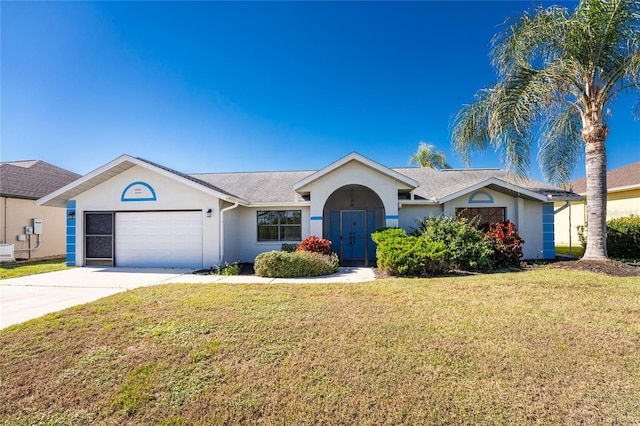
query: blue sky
[{"left": 2, "top": 1, "right": 638, "bottom": 183}]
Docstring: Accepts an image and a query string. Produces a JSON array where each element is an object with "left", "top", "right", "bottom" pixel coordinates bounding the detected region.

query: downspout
[{"left": 219, "top": 200, "right": 239, "bottom": 263}]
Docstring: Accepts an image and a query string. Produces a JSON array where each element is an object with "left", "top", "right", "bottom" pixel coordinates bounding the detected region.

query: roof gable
[
  {"left": 37, "top": 155, "right": 245, "bottom": 207},
  {"left": 0, "top": 160, "right": 81, "bottom": 200},
  {"left": 395, "top": 167, "right": 580, "bottom": 202},
  {"left": 293, "top": 152, "right": 418, "bottom": 191}
]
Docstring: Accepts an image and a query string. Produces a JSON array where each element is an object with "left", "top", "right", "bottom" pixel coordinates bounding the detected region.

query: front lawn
[
  {"left": 1, "top": 268, "right": 639, "bottom": 424},
  {"left": 555, "top": 244, "right": 585, "bottom": 258},
  {"left": 0, "top": 258, "right": 69, "bottom": 279}
]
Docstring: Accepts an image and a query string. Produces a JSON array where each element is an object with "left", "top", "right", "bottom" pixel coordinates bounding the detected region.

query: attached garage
[
  {"left": 84, "top": 210, "right": 204, "bottom": 268},
  {"left": 115, "top": 211, "right": 203, "bottom": 268}
]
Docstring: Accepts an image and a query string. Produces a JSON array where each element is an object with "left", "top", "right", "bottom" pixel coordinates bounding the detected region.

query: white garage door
[{"left": 115, "top": 211, "right": 203, "bottom": 268}]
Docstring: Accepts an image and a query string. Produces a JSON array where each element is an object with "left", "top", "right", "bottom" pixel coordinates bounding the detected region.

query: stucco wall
[
  {"left": 554, "top": 188, "right": 640, "bottom": 245},
  {"left": 71, "top": 166, "right": 221, "bottom": 267},
  {"left": 223, "top": 205, "right": 311, "bottom": 263},
  {"left": 398, "top": 204, "right": 443, "bottom": 232},
  {"left": 1, "top": 197, "right": 67, "bottom": 261}
]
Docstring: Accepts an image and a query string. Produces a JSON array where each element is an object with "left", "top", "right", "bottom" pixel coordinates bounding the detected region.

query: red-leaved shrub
[
  {"left": 297, "top": 235, "right": 332, "bottom": 255},
  {"left": 484, "top": 221, "right": 524, "bottom": 268}
]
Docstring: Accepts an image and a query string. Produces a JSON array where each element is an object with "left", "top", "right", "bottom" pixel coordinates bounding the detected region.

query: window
[
  {"left": 257, "top": 210, "right": 302, "bottom": 241},
  {"left": 455, "top": 207, "right": 506, "bottom": 225}
]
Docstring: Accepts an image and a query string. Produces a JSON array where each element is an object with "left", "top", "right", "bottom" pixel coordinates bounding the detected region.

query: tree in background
[
  {"left": 451, "top": 0, "right": 640, "bottom": 260},
  {"left": 409, "top": 142, "right": 452, "bottom": 169}
]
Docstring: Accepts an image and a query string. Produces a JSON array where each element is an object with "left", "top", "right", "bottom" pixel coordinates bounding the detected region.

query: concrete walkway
[{"left": 0, "top": 267, "right": 375, "bottom": 329}]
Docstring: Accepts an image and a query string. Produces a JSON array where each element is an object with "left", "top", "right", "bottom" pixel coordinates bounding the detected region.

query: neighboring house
[
  {"left": 37, "top": 153, "right": 580, "bottom": 268},
  {"left": 555, "top": 161, "right": 640, "bottom": 246},
  {"left": 1, "top": 160, "right": 81, "bottom": 262}
]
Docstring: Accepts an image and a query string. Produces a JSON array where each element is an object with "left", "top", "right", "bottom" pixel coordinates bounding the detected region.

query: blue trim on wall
[
  {"left": 385, "top": 215, "right": 399, "bottom": 220},
  {"left": 468, "top": 191, "right": 494, "bottom": 204},
  {"left": 121, "top": 181, "right": 157, "bottom": 202},
  {"left": 542, "top": 202, "right": 555, "bottom": 259},
  {"left": 310, "top": 216, "right": 323, "bottom": 220},
  {"left": 66, "top": 200, "right": 76, "bottom": 266}
]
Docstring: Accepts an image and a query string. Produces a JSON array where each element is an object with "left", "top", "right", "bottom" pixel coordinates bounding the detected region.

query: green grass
[
  {"left": 555, "top": 245, "right": 639, "bottom": 263},
  {"left": 1, "top": 268, "right": 639, "bottom": 424},
  {"left": 555, "top": 244, "right": 585, "bottom": 258},
  {"left": 0, "top": 258, "right": 70, "bottom": 279}
]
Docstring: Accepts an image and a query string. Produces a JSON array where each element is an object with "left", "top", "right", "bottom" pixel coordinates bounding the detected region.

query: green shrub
[
  {"left": 577, "top": 225, "right": 588, "bottom": 249},
  {"left": 216, "top": 262, "right": 241, "bottom": 276},
  {"left": 414, "top": 216, "right": 494, "bottom": 271},
  {"left": 371, "top": 228, "right": 451, "bottom": 276},
  {"left": 606, "top": 215, "right": 640, "bottom": 259},
  {"left": 281, "top": 243, "right": 299, "bottom": 253},
  {"left": 576, "top": 216, "right": 640, "bottom": 260},
  {"left": 254, "top": 250, "right": 339, "bottom": 278}
]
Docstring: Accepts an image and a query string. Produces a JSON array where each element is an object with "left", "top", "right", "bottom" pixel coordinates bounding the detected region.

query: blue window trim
[
  {"left": 121, "top": 181, "right": 157, "bottom": 202},
  {"left": 468, "top": 191, "right": 494, "bottom": 204}
]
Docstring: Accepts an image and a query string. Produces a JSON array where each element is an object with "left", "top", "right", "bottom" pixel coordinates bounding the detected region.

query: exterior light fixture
[
  {"left": 206, "top": 209, "right": 213, "bottom": 218},
  {"left": 68, "top": 211, "right": 76, "bottom": 220}
]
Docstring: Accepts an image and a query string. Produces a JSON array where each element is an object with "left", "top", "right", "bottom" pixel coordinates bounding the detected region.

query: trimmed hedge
[
  {"left": 577, "top": 215, "right": 640, "bottom": 259},
  {"left": 372, "top": 228, "right": 451, "bottom": 277},
  {"left": 606, "top": 215, "right": 640, "bottom": 259},
  {"left": 254, "top": 250, "right": 339, "bottom": 278}
]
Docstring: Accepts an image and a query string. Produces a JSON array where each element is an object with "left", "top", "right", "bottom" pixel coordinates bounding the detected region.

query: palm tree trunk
[{"left": 582, "top": 122, "right": 608, "bottom": 260}]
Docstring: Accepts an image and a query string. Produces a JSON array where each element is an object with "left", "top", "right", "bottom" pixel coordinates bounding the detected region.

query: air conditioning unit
[{"left": 0, "top": 244, "right": 15, "bottom": 263}]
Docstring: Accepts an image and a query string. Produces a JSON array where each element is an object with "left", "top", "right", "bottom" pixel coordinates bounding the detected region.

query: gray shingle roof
[
  {"left": 395, "top": 167, "right": 568, "bottom": 200},
  {"left": 190, "top": 166, "right": 576, "bottom": 204},
  {"left": 136, "top": 157, "right": 239, "bottom": 199},
  {"left": 192, "top": 170, "right": 314, "bottom": 203},
  {"left": 0, "top": 160, "right": 81, "bottom": 200}
]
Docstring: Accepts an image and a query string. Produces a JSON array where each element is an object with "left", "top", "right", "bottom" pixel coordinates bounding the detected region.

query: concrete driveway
[
  {"left": 0, "top": 267, "right": 193, "bottom": 330},
  {"left": 0, "top": 267, "right": 375, "bottom": 329}
]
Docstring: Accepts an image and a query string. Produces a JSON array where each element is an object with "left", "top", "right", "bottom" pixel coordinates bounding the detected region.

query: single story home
[
  {"left": 555, "top": 161, "right": 640, "bottom": 246},
  {"left": 37, "top": 153, "right": 580, "bottom": 268},
  {"left": 1, "top": 160, "right": 81, "bottom": 262}
]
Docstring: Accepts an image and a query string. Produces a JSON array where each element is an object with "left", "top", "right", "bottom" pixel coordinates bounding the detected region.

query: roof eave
[
  {"left": 37, "top": 155, "right": 248, "bottom": 208},
  {"left": 437, "top": 178, "right": 550, "bottom": 204},
  {"left": 293, "top": 152, "right": 418, "bottom": 191}
]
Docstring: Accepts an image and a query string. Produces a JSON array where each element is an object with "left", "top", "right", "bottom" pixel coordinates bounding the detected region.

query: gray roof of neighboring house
[
  {"left": 569, "top": 161, "right": 640, "bottom": 194},
  {"left": 0, "top": 160, "right": 81, "bottom": 200},
  {"left": 191, "top": 167, "right": 577, "bottom": 204}
]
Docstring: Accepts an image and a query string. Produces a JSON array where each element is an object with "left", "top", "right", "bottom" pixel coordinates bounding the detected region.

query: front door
[{"left": 341, "top": 210, "right": 366, "bottom": 262}]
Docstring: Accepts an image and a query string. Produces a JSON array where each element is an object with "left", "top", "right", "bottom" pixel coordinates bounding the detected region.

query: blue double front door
[{"left": 329, "top": 210, "right": 376, "bottom": 264}]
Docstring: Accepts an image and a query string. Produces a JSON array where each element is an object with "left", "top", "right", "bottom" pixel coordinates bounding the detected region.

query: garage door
[{"left": 115, "top": 211, "right": 203, "bottom": 268}]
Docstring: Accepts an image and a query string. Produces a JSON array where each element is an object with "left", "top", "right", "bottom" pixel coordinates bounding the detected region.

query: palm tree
[
  {"left": 451, "top": 0, "right": 640, "bottom": 260},
  {"left": 409, "top": 142, "right": 452, "bottom": 169}
]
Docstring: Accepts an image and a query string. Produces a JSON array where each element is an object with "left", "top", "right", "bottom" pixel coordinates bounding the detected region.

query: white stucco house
[{"left": 36, "top": 153, "right": 580, "bottom": 268}]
